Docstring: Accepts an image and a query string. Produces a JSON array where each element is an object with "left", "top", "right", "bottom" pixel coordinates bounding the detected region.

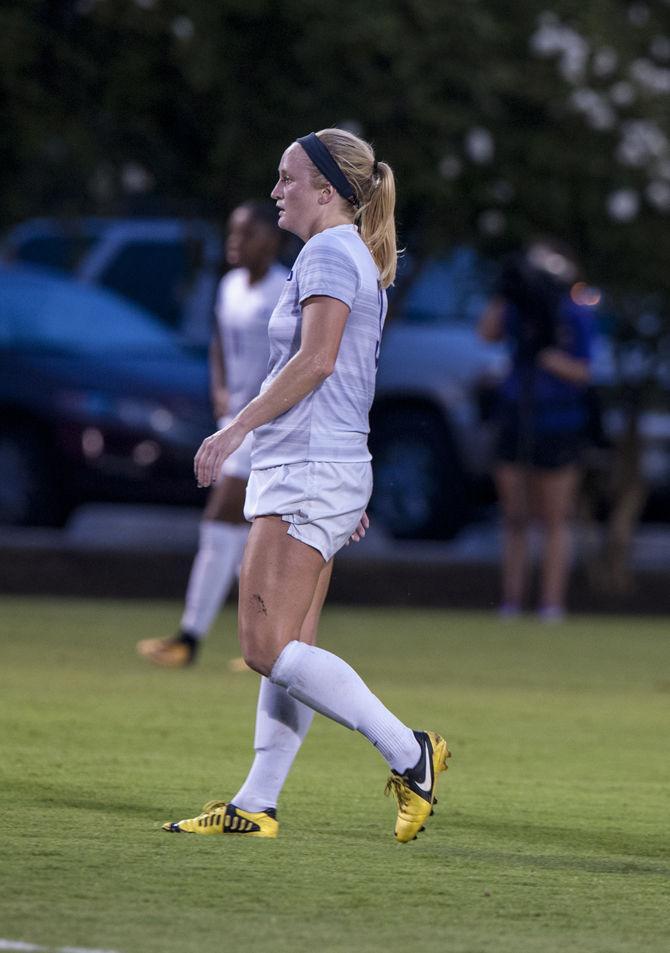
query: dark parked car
[
  {"left": 0, "top": 265, "right": 212, "bottom": 526},
  {"left": 1, "top": 217, "right": 223, "bottom": 345},
  {"left": 2, "top": 219, "right": 512, "bottom": 538}
]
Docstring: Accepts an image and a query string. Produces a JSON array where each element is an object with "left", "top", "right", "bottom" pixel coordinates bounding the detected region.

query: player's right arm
[
  {"left": 195, "top": 294, "right": 350, "bottom": 487},
  {"left": 209, "top": 326, "right": 229, "bottom": 421}
]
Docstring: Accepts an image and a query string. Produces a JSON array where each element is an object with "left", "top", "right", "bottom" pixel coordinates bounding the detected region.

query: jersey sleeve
[{"left": 294, "top": 235, "right": 360, "bottom": 309}]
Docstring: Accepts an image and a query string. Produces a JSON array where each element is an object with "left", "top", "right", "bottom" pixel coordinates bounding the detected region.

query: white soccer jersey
[
  {"left": 251, "top": 224, "right": 387, "bottom": 468},
  {"left": 215, "top": 263, "right": 288, "bottom": 416}
]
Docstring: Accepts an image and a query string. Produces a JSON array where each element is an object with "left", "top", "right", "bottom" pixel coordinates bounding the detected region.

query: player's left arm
[
  {"left": 536, "top": 348, "right": 590, "bottom": 384},
  {"left": 195, "top": 295, "right": 349, "bottom": 486},
  {"left": 478, "top": 297, "right": 506, "bottom": 342},
  {"left": 537, "top": 307, "right": 593, "bottom": 385}
]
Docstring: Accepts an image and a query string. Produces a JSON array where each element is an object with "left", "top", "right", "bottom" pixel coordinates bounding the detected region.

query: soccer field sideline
[
  {"left": 6, "top": 506, "right": 670, "bottom": 617},
  {"left": 0, "top": 939, "right": 120, "bottom": 953},
  {"left": 1, "top": 597, "right": 668, "bottom": 953}
]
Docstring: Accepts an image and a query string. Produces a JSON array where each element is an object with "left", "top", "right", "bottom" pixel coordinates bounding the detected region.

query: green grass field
[{"left": 0, "top": 596, "right": 668, "bottom": 953}]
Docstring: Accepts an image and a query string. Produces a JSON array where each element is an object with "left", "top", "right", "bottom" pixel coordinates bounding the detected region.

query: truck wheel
[
  {"left": 369, "top": 408, "right": 469, "bottom": 540},
  {"left": 0, "top": 428, "right": 66, "bottom": 526}
]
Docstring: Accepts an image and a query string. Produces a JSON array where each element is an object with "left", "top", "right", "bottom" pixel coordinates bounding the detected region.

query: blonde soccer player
[{"left": 162, "top": 129, "right": 450, "bottom": 842}]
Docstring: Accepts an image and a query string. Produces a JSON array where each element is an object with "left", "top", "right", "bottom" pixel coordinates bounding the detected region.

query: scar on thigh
[{"left": 251, "top": 593, "right": 268, "bottom": 616}]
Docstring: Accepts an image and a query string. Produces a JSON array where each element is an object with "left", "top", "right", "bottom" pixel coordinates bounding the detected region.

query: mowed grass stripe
[{"left": 0, "top": 597, "right": 668, "bottom": 953}]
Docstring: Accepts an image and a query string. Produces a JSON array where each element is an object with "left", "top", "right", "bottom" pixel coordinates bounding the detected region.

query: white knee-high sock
[
  {"left": 180, "top": 520, "right": 249, "bottom": 638},
  {"left": 232, "top": 677, "right": 314, "bottom": 812},
  {"left": 270, "top": 641, "right": 420, "bottom": 773}
]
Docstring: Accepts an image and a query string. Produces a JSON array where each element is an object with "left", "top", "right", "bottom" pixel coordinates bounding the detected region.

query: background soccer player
[{"left": 137, "top": 201, "right": 287, "bottom": 667}]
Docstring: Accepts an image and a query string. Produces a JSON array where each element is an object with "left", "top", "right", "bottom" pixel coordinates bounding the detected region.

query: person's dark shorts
[{"left": 495, "top": 424, "right": 586, "bottom": 470}]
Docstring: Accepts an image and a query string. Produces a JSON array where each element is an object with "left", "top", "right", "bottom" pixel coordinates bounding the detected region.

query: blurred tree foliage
[
  {"left": 2, "top": 0, "right": 669, "bottom": 295},
  {"left": 2, "top": 0, "right": 670, "bottom": 582}
]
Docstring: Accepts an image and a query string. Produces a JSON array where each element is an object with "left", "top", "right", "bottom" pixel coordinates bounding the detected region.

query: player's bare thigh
[
  {"left": 203, "top": 475, "right": 248, "bottom": 523},
  {"left": 530, "top": 465, "right": 580, "bottom": 526},
  {"left": 237, "top": 515, "right": 330, "bottom": 675},
  {"left": 494, "top": 463, "right": 530, "bottom": 526}
]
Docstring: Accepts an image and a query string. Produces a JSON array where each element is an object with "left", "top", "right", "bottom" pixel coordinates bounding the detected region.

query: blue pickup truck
[{"left": 8, "top": 218, "right": 665, "bottom": 539}]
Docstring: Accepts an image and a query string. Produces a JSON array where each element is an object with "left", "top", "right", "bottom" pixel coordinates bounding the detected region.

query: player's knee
[
  {"left": 503, "top": 512, "right": 529, "bottom": 533},
  {"left": 241, "top": 646, "right": 270, "bottom": 676},
  {"left": 237, "top": 623, "right": 273, "bottom": 676}
]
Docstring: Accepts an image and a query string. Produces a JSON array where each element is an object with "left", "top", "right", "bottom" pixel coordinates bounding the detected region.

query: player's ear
[{"left": 318, "top": 184, "right": 335, "bottom": 206}]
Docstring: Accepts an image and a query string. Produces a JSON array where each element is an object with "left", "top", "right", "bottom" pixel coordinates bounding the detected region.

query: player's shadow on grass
[
  {"left": 17, "top": 780, "right": 165, "bottom": 817},
  {"left": 450, "top": 814, "right": 669, "bottom": 877}
]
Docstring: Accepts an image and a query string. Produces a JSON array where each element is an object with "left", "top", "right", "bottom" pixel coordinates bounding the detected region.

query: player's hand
[
  {"left": 194, "top": 420, "right": 245, "bottom": 487},
  {"left": 346, "top": 511, "right": 369, "bottom": 545}
]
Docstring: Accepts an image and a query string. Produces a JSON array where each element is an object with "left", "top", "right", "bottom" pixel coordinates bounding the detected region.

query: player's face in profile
[
  {"left": 225, "top": 208, "right": 275, "bottom": 270},
  {"left": 271, "top": 143, "right": 321, "bottom": 240}
]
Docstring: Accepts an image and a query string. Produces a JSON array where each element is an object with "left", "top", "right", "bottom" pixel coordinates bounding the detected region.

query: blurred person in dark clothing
[{"left": 479, "top": 240, "right": 594, "bottom": 622}]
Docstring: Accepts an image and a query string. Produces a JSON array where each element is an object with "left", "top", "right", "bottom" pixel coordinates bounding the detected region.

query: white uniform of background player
[{"left": 137, "top": 202, "right": 287, "bottom": 667}]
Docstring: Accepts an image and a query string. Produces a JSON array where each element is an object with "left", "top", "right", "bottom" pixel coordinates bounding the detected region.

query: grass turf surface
[{"left": 0, "top": 597, "right": 668, "bottom": 953}]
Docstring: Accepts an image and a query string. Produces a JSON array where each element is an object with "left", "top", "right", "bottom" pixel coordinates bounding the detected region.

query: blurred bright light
[
  {"left": 630, "top": 58, "right": 670, "bottom": 94},
  {"left": 650, "top": 36, "right": 670, "bottom": 62},
  {"left": 527, "top": 244, "right": 577, "bottom": 282},
  {"left": 637, "top": 312, "right": 662, "bottom": 336},
  {"left": 121, "top": 163, "right": 154, "bottom": 194},
  {"left": 617, "top": 119, "right": 669, "bottom": 168},
  {"left": 82, "top": 428, "right": 104, "bottom": 459},
  {"left": 478, "top": 210, "right": 505, "bottom": 235},
  {"left": 465, "top": 128, "right": 494, "bottom": 164},
  {"left": 149, "top": 408, "right": 175, "bottom": 433},
  {"left": 570, "top": 88, "right": 615, "bottom": 130},
  {"left": 530, "top": 15, "right": 590, "bottom": 83},
  {"left": 628, "top": 3, "right": 651, "bottom": 27},
  {"left": 171, "top": 17, "right": 195, "bottom": 42},
  {"left": 570, "top": 282, "right": 601, "bottom": 307},
  {"left": 607, "top": 189, "right": 640, "bottom": 221},
  {"left": 646, "top": 180, "right": 670, "bottom": 211},
  {"left": 593, "top": 47, "right": 618, "bottom": 77},
  {"left": 132, "top": 441, "right": 161, "bottom": 466},
  {"left": 439, "top": 155, "right": 462, "bottom": 180},
  {"left": 610, "top": 81, "right": 636, "bottom": 106},
  {"left": 337, "top": 119, "right": 364, "bottom": 137}
]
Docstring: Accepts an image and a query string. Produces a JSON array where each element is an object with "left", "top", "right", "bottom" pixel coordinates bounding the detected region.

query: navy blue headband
[{"left": 296, "top": 132, "right": 359, "bottom": 207}]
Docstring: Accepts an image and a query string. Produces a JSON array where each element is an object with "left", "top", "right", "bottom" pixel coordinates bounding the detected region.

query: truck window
[
  {"left": 98, "top": 241, "right": 200, "bottom": 330},
  {"left": 13, "top": 235, "right": 96, "bottom": 273}
]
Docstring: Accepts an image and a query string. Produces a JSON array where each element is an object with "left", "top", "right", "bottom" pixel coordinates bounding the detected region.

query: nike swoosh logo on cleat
[{"left": 415, "top": 739, "right": 433, "bottom": 793}]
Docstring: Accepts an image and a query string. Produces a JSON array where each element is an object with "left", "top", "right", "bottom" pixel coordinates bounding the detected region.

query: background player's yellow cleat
[
  {"left": 136, "top": 637, "right": 194, "bottom": 667},
  {"left": 385, "top": 730, "right": 451, "bottom": 843},
  {"left": 162, "top": 801, "right": 278, "bottom": 838}
]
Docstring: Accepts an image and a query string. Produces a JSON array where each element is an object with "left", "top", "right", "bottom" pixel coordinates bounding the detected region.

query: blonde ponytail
[{"left": 313, "top": 129, "right": 398, "bottom": 288}]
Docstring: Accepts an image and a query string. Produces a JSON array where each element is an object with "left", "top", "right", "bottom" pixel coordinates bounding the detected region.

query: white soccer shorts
[{"left": 244, "top": 460, "right": 373, "bottom": 561}]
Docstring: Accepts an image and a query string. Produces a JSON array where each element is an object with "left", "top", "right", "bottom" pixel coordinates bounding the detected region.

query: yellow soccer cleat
[
  {"left": 162, "top": 801, "right": 278, "bottom": 838},
  {"left": 136, "top": 636, "right": 195, "bottom": 668},
  {"left": 385, "top": 730, "right": 451, "bottom": 843}
]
